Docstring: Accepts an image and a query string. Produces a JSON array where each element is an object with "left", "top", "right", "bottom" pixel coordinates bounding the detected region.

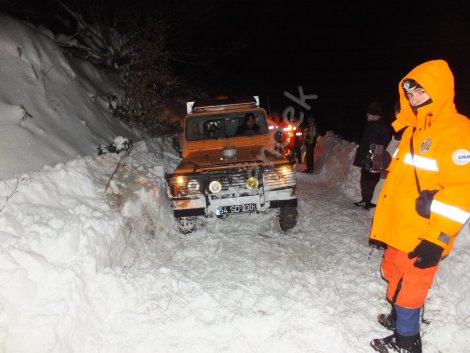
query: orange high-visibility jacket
[{"left": 370, "top": 60, "right": 470, "bottom": 256}]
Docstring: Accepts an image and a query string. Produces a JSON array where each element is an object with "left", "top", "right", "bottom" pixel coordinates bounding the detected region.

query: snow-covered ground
[{"left": 0, "top": 14, "right": 469, "bottom": 353}]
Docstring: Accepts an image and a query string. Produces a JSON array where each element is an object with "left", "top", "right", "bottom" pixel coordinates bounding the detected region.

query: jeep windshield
[{"left": 185, "top": 110, "right": 269, "bottom": 141}]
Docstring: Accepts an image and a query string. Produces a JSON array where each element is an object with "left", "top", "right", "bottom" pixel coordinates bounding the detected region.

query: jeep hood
[{"left": 180, "top": 145, "right": 283, "bottom": 170}]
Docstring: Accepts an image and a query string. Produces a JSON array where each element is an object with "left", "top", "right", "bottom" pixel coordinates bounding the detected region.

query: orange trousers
[{"left": 381, "top": 246, "right": 439, "bottom": 309}]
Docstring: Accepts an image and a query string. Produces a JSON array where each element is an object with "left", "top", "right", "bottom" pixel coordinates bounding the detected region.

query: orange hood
[
  {"left": 177, "top": 145, "right": 284, "bottom": 172},
  {"left": 393, "top": 59, "right": 457, "bottom": 132}
]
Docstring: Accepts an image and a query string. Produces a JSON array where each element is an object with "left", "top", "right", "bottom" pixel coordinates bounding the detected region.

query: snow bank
[
  {"left": 0, "top": 137, "right": 179, "bottom": 353},
  {"left": 313, "top": 131, "right": 361, "bottom": 198}
]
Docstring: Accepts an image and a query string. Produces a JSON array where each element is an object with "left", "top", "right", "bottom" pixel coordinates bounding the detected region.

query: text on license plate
[{"left": 216, "top": 203, "right": 256, "bottom": 215}]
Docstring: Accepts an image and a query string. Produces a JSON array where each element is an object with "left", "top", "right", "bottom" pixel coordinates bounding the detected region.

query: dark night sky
[
  {"left": 3, "top": 0, "right": 470, "bottom": 141},
  {"left": 166, "top": 0, "right": 470, "bottom": 140}
]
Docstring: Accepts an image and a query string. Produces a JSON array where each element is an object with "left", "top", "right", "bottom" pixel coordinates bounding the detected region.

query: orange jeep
[{"left": 165, "top": 96, "right": 298, "bottom": 233}]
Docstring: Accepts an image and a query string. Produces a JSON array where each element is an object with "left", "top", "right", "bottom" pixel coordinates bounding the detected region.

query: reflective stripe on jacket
[{"left": 370, "top": 60, "right": 470, "bottom": 256}]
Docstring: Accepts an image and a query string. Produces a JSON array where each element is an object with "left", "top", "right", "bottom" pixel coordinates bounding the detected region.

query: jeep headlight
[
  {"left": 175, "top": 175, "right": 186, "bottom": 187},
  {"left": 187, "top": 179, "right": 200, "bottom": 193},
  {"left": 278, "top": 165, "right": 292, "bottom": 176},
  {"left": 174, "top": 175, "right": 187, "bottom": 195},
  {"left": 171, "top": 175, "right": 200, "bottom": 196},
  {"left": 246, "top": 176, "right": 259, "bottom": 189},
  {"left": 209, "top": 180, "right": 222, "bottom": 194}
]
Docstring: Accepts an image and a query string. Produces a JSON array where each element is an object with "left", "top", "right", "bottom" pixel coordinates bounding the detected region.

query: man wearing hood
[
  {"left": 370, "top": 60, "right": 470, "bottom": 353},
  {"left": 353, "top": 101, "right": 392, "bottom": 210}
]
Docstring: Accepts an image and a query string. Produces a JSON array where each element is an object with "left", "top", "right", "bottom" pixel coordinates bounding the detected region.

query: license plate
[{"left": 216, "top": 203, "right": 256, "bottom": 215}]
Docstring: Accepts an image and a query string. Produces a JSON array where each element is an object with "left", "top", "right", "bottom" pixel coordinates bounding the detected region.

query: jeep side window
[
  {"left": 184, "top": 120, "right": 201, "bottom": 141},
  {"left": 257, "top": 114, "right": 268, "bottom": 134}
]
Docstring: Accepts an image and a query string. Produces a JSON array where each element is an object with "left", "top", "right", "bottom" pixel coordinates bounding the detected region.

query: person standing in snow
[
  {"left": 303, "top": 115, "right": 318, "bottom": 174},
  {"left": 292, "top": 115, "right": 303, "bottom": 164},
  {"left": 353, "top": 101, "right": 392, "bottom": 209},
  {"left": 370, "top": 59, "right": 470, "bottom": 353},
  {"left": 371, "top": 100, "right": 404, "bottom": 205}
]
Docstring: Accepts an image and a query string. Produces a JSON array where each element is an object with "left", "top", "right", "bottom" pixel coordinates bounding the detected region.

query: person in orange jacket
[{"left": 370, "top": 59, "right": 470, "bottom": 353}]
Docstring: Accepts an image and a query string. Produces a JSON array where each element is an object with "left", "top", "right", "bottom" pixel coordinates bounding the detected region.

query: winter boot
[
  {"left": 371, "top": 332, "right": 422, "bottom": 353},
  {"left": 362, "top": 202, "right": 376, "bottom": 210},
  {"left": 377, "top": 307, "right": 396, "bottom": 330},
  {"left": 354, "top": 199, "right": 366, "bottom": 207},
  {"left": 377, "top": 313, "right": 396, "bottom": 331}
]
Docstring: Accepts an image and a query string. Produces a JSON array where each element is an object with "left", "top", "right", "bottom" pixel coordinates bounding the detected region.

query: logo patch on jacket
[
  {"left": 420, "top": 138, "right": 432, "bottom": 153},
  {"left": 452, "top": 149, "right": 470, "bottom": 165}
]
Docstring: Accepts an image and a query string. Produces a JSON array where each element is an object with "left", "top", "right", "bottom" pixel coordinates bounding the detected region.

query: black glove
[
  {"left": 362, "top": 152, "right": 374, "bottom": 171},
  {"left": 415, "top": 190, "right": 438, "bottom": 218},
  {"left": 408, "top": 239, "right": 443, "bottom": 268}
]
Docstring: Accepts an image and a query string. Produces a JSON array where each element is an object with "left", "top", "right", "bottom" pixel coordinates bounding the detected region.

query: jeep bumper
[{"left": 171, "top": 189, "right": 297, "bottom": 217}]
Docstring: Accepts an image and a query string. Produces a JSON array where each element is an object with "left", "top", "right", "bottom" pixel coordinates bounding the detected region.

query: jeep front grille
[
  {"left": 167, "top": 164, "right": 296, "bottom": 199},
  {"left": 206, "top": 167, "right": 257, "bottom": 191}
]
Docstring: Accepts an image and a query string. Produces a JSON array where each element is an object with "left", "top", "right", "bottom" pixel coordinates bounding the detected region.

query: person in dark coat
[
  {"left": 353, "top": 101, "right": 392, "bottom": 209},
  {"left": 236, "top": 113, "right": 260, "bottom": 136},
  {"left": 303, "top": 115, "right": 318, "bottom": 174}
]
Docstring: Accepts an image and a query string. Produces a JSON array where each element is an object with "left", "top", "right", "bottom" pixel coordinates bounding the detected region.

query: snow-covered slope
[{"left": 0, "top": 15, "right": 140, "bottom": 180}]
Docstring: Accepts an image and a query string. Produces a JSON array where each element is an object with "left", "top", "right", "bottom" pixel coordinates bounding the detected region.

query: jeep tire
[
  {"left": 279, "top": 206, "right": 298, "bottom": 231},
  {"left": 177, "top": 216, "right": 196, "bottom": 234}
]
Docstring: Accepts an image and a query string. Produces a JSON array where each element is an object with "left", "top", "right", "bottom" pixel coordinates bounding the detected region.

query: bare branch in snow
[
  {"left": 20, "top": 104, "right": 33, "bottom": 120},
  {"left": 103, "top": 149, "right": 132, "bottom": 195},
  {"left": 0, "top": 177, "right": 28, "bottom": 213}
]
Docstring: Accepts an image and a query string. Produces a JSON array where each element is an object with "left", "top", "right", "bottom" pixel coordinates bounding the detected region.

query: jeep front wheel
[
  {"left": 279, "top": 206, "right": 298, "bottom": 231},
  {"left": 177, "top": 216, "right": 196, "bottom": 234}
]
